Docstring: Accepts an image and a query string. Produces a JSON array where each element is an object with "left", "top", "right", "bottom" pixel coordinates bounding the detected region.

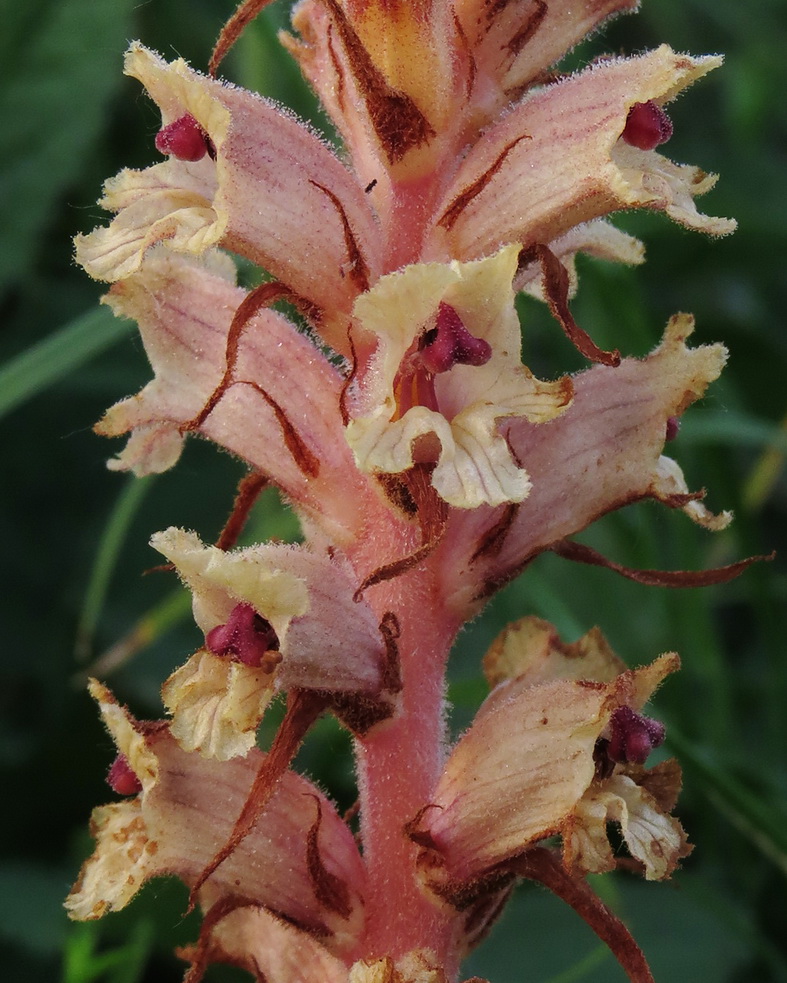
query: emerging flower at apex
[{"left": 345, "top": 245, "right": 573, "bottom": 509}]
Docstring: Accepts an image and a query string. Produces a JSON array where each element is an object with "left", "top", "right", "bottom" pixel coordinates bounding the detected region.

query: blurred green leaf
[
  {"left": 668, "top": 728, "right": 787, "bottom": 879},
  {"left": 541, "top": 945, "right": 609, "bottom": 983},
  {"left": 62, "top": 919, "right": 154, "bottom": 983},
  {"left": 0, "top": 0, "right": 136, "bottom": 297},
  {"left": 0, "top": 306, "right": 133, "bottom": 420},
  {"left": 681, "top": 411, "right": 787, "bottom": 454},
  {"left": 75, "top": 476, "right": 157, "bottom": 663},
  {"left": 0, "top": 862, "right": 69, "bottom": 956}
]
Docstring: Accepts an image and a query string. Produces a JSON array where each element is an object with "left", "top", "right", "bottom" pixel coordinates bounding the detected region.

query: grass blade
[{"left": 0, "top": 307, "right": 133, "bottom": 420}]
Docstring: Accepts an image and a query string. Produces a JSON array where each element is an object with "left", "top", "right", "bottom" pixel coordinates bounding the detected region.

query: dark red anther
[
  {"left": 621, "top": 100, "right": 673, "bottom": 151},
  {"left": 665, "top": 416, "right": 681, "bottom": 442},
  {"left": 206, "top": 602, "right": 281, "bottom": 670},
  {"left": 607, "top": 705, "right": 666, "bottom": 765},
  {"left": 107, "top": 754, "right": 143, "bottom": 795},
  {"left": 419, "top": 302, "right": 492, "bottom": 374},
  {"left": 155, "top": 114, "right": 212, "bottom": 162}
]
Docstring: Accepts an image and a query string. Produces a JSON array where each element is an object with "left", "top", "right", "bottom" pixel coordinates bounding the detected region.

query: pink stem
[{"left": 352, "top": 564, "right": 461, "bottom": 971}]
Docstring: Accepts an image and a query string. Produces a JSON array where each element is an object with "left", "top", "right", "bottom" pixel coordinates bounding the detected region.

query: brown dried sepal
[
  {"left": 210, "top": 0, "right": 277, "bottom": 75},
  {"left": 551, "top": 538, "right": 773, "bottom": 587},
  {"left": 517, "top": 243, "right": 620, "bottom": 366},
  {"left": 306, "top": 797, "right": 354, "bottom": 919},
  {"left": 506, "top": 0, "right": 548, "bottom": 58},
  {"left": 309, "top": 179, "right": 371, "bottom": 292},
  {"left": 189, "top": 689, "right": 328, "bottom": 905},
  {"left": 512, "top": 848, "right": 656, "bottom": 983},
  {"left": 180, "top": 280, "right": 322, "bottom": 479},
  {"left": 214, "top": 471, "right": 269, "bottom": 551}
]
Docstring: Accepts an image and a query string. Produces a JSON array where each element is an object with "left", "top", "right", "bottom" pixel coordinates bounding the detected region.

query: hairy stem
[{"left": 353, "top": 563, "right": 460, "bottom": 970}]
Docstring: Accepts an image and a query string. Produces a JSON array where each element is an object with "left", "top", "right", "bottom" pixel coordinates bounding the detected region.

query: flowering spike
[
  {"left": 71, "top": 2, "right": 743, "bottom": 979},
  {"left": 155, "top": 113, "right": 212, "bottom": 161},
  {"left": 622, "top": 100, "right": 674, "bottom": 151}
]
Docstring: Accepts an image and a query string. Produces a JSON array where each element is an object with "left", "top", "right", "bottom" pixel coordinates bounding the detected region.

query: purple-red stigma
[
  {"left": 392, "top": 303, "right": 491, "bottom": 419},
  {"left": 155, "top": 113, "right": 214, "bottom": 162},
  {"left": 607, "top": 705, "right": 666, "bottom": 765},
  {"left": 419, "top": 302, "right": 492, "bottom": 374},
  {"left": 622, "top": 100, "right": 674, "bottom": 151},
  {"left": 205, "top": 602, "right": 282, "bottom": 670},
  {"left": 107, "top": 754, "right": 143, "bottom": 796},
  {"left": 666, "top": 415, "right": 681, "bottom": 442}
]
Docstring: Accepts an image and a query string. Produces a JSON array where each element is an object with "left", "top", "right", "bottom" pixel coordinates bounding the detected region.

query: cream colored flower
[
  {"left": 76, "top": 43, "right": 380, "bottom": 352},
  {"left": 410, "top": 618, "right": 687, "bottom": 894},
  {"left": 67, "top": 682, "right": 367, "bottom": 956},
  {"left": 153, "top": 527, "right": 387, "bottom": 759},
  {"left": 345, "top": 244, "right": 573, "bottom": 508}
]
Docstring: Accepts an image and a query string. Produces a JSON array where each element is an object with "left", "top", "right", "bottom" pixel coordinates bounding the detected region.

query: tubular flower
[
  {"left": 68, "top": 1, "right": 745, "bottom": 981},
  {"left": 345, "top": 245, "right": 573, "bottom": 508},
  {"left": 409, "top": 618, "right": 689, "bottom": 895},
  {"left": 152, "top": 527, "right": 391, "bottom": 759},
  {"left": 66, "top": 683, "right": 367, "bottom": 958},
  {"left": 76, "top": 42, "right": 380, "bottom": 353}
]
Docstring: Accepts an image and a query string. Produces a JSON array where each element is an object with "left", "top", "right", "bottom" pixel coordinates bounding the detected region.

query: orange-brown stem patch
[{"left": 323, "top": 0, "right": 436, "bottom": 163}]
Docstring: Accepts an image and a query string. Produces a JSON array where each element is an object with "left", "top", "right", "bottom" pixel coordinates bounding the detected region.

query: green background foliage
[{"left": 1, "top": 0, "right": 785, "bottom": 979}]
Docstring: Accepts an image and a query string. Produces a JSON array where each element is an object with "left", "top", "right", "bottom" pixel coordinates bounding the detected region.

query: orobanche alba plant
[{"left": 66, "top": 1, "right": 753, "bottom": 980}]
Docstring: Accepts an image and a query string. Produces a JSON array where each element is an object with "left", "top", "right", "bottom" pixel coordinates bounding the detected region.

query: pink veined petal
[
  {"left": 441, "top": 314, "right": 727, "bottom": 611},
  {"left": 77, "top": 43, "right": 380, "bottom": 354},
  {"left": 430, "top": 46, "right": 734, "bottom": 263},
  {"left": 67, "top": 683, "right": 367, "bottom": 955},
  {"left": 95, "top": 249, "right": 374, "bottom": 542},
  {"left": 204, "top": 905, "right": 349, "bottom": 983},
  {"left": 454, "top": 0, "right": 639, "bottom": 117}
]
